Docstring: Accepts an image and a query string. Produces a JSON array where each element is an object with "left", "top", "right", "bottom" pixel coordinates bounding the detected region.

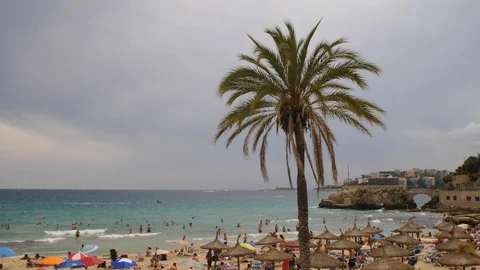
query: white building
[{"left": 422, "top": 176, "right": 436, "bottom": 188}]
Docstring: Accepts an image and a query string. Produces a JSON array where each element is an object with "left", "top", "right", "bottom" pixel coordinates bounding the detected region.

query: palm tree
[{"left": 214, "top": 21, "right": 386, "bottom": 268}]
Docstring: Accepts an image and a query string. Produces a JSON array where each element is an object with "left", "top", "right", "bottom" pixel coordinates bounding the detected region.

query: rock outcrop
[
  {"left": 421, "top": 193, "right": 439, "bottom": 210},
  {"left": 318, "top": 186, "right": 417, "bottom": 210}
]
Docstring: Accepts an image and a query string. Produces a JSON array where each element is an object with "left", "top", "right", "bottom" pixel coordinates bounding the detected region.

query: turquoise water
[{"left": 0, "top": 189, "right": 439, "bottom": 256}]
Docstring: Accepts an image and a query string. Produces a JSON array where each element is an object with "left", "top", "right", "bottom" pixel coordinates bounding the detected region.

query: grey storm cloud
[{"left": 1, "top": 0, "right": 479, "bottom": 189}]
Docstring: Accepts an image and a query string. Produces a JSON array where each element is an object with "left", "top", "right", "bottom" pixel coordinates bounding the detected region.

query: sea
[{"left": 0, "top": 189, "right": 440, "bottom": 256}]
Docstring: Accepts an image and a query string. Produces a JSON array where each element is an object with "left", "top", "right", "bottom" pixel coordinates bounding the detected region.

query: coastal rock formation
[
  {"left": 421, "top": 193, "right": 439, "bottom": 210},
  {"left": 318, "top": 186, "right": 417, "bottom": 210}
]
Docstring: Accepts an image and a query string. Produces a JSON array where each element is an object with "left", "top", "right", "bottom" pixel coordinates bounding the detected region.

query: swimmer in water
[{"left": 75, "top": 229, "right": 80, "bottom": 238}]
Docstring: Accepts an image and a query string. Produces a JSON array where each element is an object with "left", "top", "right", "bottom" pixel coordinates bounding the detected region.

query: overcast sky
[{"left": 1, "top": 1, "right": 479, "bottom": 190}]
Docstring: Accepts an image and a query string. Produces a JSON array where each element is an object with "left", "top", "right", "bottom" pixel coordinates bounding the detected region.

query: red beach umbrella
[
  {"left": 79, "top": 256, "right": 103, "bottom": 266},
  {"left": 68, "top": 252, "right": 87, "bottom": 260}
]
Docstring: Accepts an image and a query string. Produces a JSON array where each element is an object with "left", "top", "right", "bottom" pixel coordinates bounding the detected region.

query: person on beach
[
  {"left": 146, "top": 247, "right": 153, "bottom": 257},
  {"left": 140, "top": 225, "right": 143, "bottom": 233},
  {"left": 246, "top": 264, "right": 252, "bottom": 270},
  {"left": 147, "top": 224, "right": 152, "bottom": 233},
  {"left": 258, "top": 223, "right": 263, "bottom": 233},
  {"left": 224, "top": 233, "right": 228, "bottom": 245},
  {"left": 295, "top": 222, "right": 299, "bottom": 231},
  {"left": 170, "top": 262, "right": 177, "bottom": 270},
  {"left": 206, "top": 250, "right": 213, "bottom": 270},
  {"left": 182, "top": 235, "right": 187, "bottom": 242},
  {"left": 75, "top": 229, "right": 80, "bottom": 238},
  {"left": 275, "top": 224, "right": 278, "bottom": 232},
  {"left": 323, "top": 217, "right": 326, "bottom": 224},
  {"left": 243, "top": 234, "right": 247, "bottom": 243},
  {"left": 129, "top": 227, "right": 132, "bottom": 234}
]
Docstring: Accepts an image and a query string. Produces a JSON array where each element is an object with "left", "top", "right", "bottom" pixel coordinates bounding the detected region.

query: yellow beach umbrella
[
  {"left": 240, "top": 243, "right": 256, "bottom": 251},
  {"left": 37, "top": 256, "right": 65, "bottom": 266}
]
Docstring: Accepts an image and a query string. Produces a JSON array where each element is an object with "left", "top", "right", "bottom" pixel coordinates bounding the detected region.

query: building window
[
  {"left": 476, "top": 197, "right": 480, "bottom": 202},
  {"left": 467, "top": 196, "right": 472, "bottom": 201},
  {"left": 453, "top": 196, "right": 457, "bottom": 201},
  {"left": 446, "top": 196, "right": 450, "bottom": 200}
]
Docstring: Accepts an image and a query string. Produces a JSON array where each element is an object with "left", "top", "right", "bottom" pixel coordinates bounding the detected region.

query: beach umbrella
[
  {"left": 310, "top": 250, "right": 341, "bottom": 269},
  {"left": 369, "top": 244, "right": 411, "bottom": 258},
  {"left": 393, "top": 218, "right": 421, "bottom": 234},
  {"left": 256, "top": 234, "right": 282, "bottom": 246},
  {"left": 326, "top": 229, "right": 361, "bottom": 270},
  {"left": 437, "top": 243, "right": 480, "bottom": 269},
  {"left": 253, "top": 248, "right": 293, "bottom": 261},
  {"left": 386, "top": 233, "right": 420, "bottom": 246},
  {"left": 0, "top": 247, "right": 16, "bottom": 264},
  {"left": 181, "top": 259, "right": 205, "bottom": 269},
  {"left": 285, "top": 239, "right": 317, "bottom": 248},
  {"left": 68, "top": 252, "right": 87, "bottom": 260},
  {"left": 200, "top": 231, "right": 231, "bottom": 270},
  {"left": 361, "top": 218, "right": 383, "bottom": 235},
  {"left": 434, "top": 215, "right": 454, "bottom": 231},
  {"left": 344, "top": 217, "right": 369, "bottom": 239},
  {"left": 436, "top": 238, "right": 465, "bottom": 251},
  {"left": 435, "top": 225, "right": 472, "bottom": 240},
  {"left": 362, "top": 251, "right": 413, "bottom": 270},
  {"left": 112, "top": 258, "right": 137, "bottom": 269},
  {"left": 55, "top": 260, "right": 86, "bottom": 269},
  {"left": 408, "top": 216, "right": 425, "bottom": 229},
  {"left": 37, "top": 256, "right": 65, "bottom": 266},
  {"left": 240, "top": 243, "right": 255, "bottom": 251},
  {"left": 313, "top": 226, "right": 339, "bottom": 241},
  {"left": 79, "top": 256, "right": 103, "bottom": 267},
  {"left": 221, "top": 235, "right": 256, "bottom": 270}
]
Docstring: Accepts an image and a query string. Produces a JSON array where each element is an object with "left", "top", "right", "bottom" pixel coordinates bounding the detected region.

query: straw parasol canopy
[
  {"left": 435, "top": 238, "right": 465, "bottom": 251},
  {"left": 313, "top": 226, "right": 339, "bottom": 240},
  {"left": 285, "top": 239, "right": 317, "bottom": 248},
  {"left": 435, "top": 225, "right": 472, "bottom": 240},
  {"left": 256, "top": 234, "right": 282, "bottom": 246},
  {"left": 434, "top": 215, "right": 454, "bottom": 231},
  {"left": 437, "top": 243, "right": 480, "bottom": 268},
  {"left": 393, "top": 218, "right": 421, "bottom": 234},
  {"left": 253, "top": 248, "right": 293, "bottom": 262},
  {"left": 326, "top": 230, "right": 361, "bottom": 270},
  {"left": 310, "top": 250, "right": 341, "bottom": 269},
  {"left": 386, "top": 233, "right": 420, "bottom": 246},
  {"left": 221, "top": 235, "right": 256, "bottom": 270},
  {"left": 369, "top": 244, "right": 411, "bottom": 258},
  {"left": 362, "top": 252, "right": 413, "bottom": 270},
  {"left": 200, "top": 234, "right": 231, "bottom": 251},
  {"left": 361, "top": 217, "right": 383, "bottom": 235},
  {"left": 408, "top": 216, "right": 425, "bottom": 229},
  {"left": 344, "top": 217, "right": 369, "bottom": 238}
]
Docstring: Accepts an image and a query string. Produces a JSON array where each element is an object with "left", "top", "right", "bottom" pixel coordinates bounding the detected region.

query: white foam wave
[
  {"left": 418, "top": 212, "right": 427, "bottom": 215},
  {"left": 376, "top": 209, "right": 383, "bottom": 212},
  {"left": 192, "top": 238, "right": 204, "bottom": 241},
  {"left": 63, "top": 202, "right": 130, "bottom": 205},
  {"left": 364, "top": 215, "right": 373, "bottom": 217},
  {"left": 284, "top": 219, "right": 298, "bottom": 223},
  {"left": 247, "top": 233, "right": 260, "bottom": 237},
  {"left": 271, "top": 195, "right": 284, "bottom": 198},
  {"left": 371, "top": 219, "right": 381, "bottom": 224},
  {"left": 34, "top": 237, "right": 65, "bottom": 243},
  {"left": 386, "top": 218, "right": 394, "bottom": 221},
  {"left": 0, "top": 240, "right": 25, "bottom": 243},
  {"left": 45, "top": 228, "right": 107, "bottom": 236},
  {"left": 99, "top": 232, "right": 160, "bottom": 239}
]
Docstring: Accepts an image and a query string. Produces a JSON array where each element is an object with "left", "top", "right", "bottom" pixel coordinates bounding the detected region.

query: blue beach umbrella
[
  {"left": 55, "top": 260, "right": 86, "bottom": 269},
  {"left": 0, "top": 247, "right": 16, "bottom": 263},
  {"left": 112, "top": 258, "right": 137, "bottom": 269}
]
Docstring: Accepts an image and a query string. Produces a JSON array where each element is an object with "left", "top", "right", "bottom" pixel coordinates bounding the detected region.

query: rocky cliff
[{"left": 318, "top": 186, "right": 417, "bottom": 210}]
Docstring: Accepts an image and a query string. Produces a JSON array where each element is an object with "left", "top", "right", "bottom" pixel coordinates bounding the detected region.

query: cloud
[
  {"left": 448, "top": 122, "right": 480, "bottom": 138},
  {"left": 0, "top": 117, "right": 129, "bottom": 165}
]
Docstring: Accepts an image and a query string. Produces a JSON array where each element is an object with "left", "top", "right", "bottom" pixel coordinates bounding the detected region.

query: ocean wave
[
  {"left": 418, "top": 212, "right": 427, "bottom": 215},
  {"left": 0, "top": 240, "right": 25, "bottom": 243},
  {"left": 386, "top": 218, "right": 394, "bottom": 221},
  {"left": 45, "top": 228, "right": 107, "bottom": 236},
  {"left": 247, "top": 233, "right": 260, "bottom": 237},
  {"left": 63, "top": 202, "right": 130, "bottom": 205},
  {"left": 284, "top": 219, "right": 298, "bottom": 223},
  {"left": 271, "top": 195, "right": 284, "bottom": 198},
  {"left": 99, "top": 232, "right": 161, "bottom": 239},
  {"left": 364, "top": 215, "right": 373, "bottom": 217},
  {"left": 371, "top": 219, "right": 381, "bottom": 224},
  {"left": 192, "top": 238, "right": 204, "bottom": 241},
  {"left": 34, "top": 237, "right": 66, "bottom": 243}
]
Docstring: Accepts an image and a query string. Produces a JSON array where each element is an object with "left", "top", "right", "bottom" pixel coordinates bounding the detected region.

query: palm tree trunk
[{"left": 294, "top": 126, "right": 311, "bottom": 270}]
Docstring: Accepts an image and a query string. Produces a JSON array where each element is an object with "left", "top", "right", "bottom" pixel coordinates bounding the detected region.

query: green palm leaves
[{"left": 215, "top": 21, "right": 386, "bottom": 188}]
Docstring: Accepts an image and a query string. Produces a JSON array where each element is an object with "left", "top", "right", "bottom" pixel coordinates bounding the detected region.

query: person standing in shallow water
[
  {"left": 223, "top": 233, "right": 228, "bottom": 245},
  {"left": 139, "top": 225, "right": 143, "bottom": 233},
  {"left": 147, "top": 224, "right": 152, "bottom": 233},
  {"left": 75, "top": 229, "right": 80, "bottom": 238},
  {"left": 243, "top": 234, "right": 247, "bottom": 243}
]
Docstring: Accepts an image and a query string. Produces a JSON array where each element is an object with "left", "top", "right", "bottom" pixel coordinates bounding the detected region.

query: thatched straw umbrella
[
  {"left": 200, "top": 231, "right": 231, "bottom": 270},
  {"left": 254, "top": 248, "right": 293, "bottom": 269},
  {"left": 256, "top": 234, "right": 282, "bottom": 246},
  {"left": 221, "top": 235, "right": 255, "bottom": 270},
  {"left": 313, "top": 226, "right": 339, "bottom": 246},
  {"left": 310, "top": 250, "right": 341, "bottom": 269},
  {"left": 435, "top": 224, "right": 472, "bottom": 240},
  {"left": 362, "top": 250, "right": 413, "bottom": 270},
  {"left": 386, "top": 233, "right": 420, "bottom": 247},
  {"left": 326, "top": 229, "right": 361, "bottom": 270},
  {"left": 393, "top": 218, "right": 422, "bottom": 235},
  {"left": 434, "top": 214, "right": 454, "bottom": 231},
  {"left": 408, "top": 216, "right": 425, "bottom": 229},
  {"left": 369, "top": 244, "right": 411, "bottom": 258},
  {"left": 437, "top": 243, "right": 480, "bottom": 270},
  {"left": 436, "top": 238, "right": 464, "bottom": 251},
  {"left": 344, "top": 217, "right": 368, "bottom": 243},
  {"left": 361, "top": 217, "right": 383, "bottom": 249}
]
